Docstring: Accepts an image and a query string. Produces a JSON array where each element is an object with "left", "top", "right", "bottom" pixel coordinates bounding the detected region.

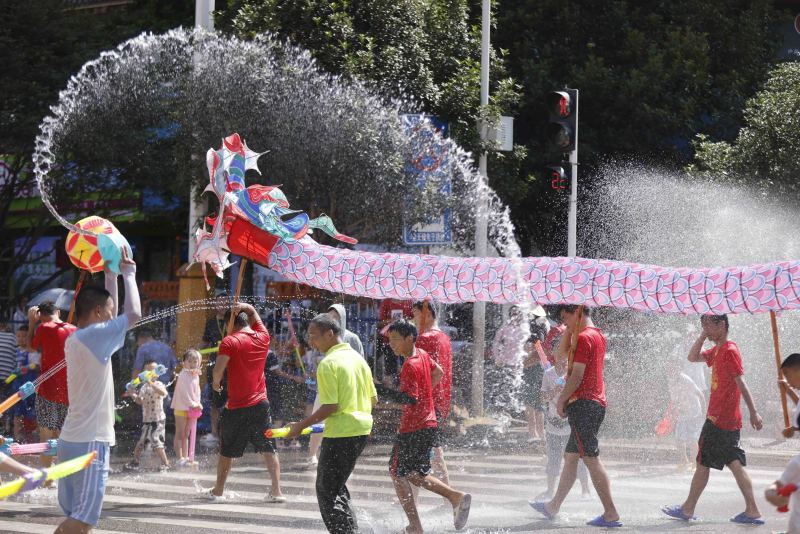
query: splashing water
[
  {"left": 30, "top": 27, "right": 530, "bottom": 421},
  {"left": 583, "top": 163, "right": 800, "bottom": 438}
]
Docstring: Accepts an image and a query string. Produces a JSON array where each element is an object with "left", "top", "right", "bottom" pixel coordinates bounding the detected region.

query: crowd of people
[{"left": 5, "top": 251, "right": 800, "bottom": 533}]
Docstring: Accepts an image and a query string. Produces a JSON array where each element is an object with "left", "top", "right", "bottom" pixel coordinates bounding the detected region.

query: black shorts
[
  {"left": 697, "top": 419, "right": 746, "bottom": 470},
  {"left": 565, "top": 399, "right": 605, "bottom": 458},
  {"left": 389, "top": 428, "right": 436, "bottom": 477},
  {"left": 431, "top": 410, "right": 447, "bottom": 448},
  {"left": 219, "top": 400, "right": 276, "bottom": 458}
]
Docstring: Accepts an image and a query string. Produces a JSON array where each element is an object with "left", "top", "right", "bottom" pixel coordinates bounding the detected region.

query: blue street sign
[{"left": 401, "top": 114, "right": 452, "bottom": 246}]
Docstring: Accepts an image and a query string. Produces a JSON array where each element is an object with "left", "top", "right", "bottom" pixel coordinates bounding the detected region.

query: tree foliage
[
  {"left": 495, "top": 0, "right": 784, "bottom": 253},
  {"left": 0, "top": 0, "right": 193, "bottom": 308},
  {"left": 689, "top": 61, "right": 800, "bottom": 194},
  {"left": 217, "top": 0, "right": 529, "bottom": 245}
]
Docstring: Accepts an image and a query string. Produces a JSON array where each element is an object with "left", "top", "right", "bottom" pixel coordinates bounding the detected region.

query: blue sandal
[
  {"left": 661, "top": 504, "right": 696, "bottom": 521},
  {"left": 528, "top": 500, "right": 556, "bottom": 520},
  {"left": 586, "top": 515, "right": 623, "bottom": 528},
  {"left": 730, "top": 512, "right": 765, "bottom": 525}
]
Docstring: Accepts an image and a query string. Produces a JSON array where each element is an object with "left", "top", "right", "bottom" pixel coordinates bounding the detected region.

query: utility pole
[
  {"left": 471, "top": 0, "right": 490, "bottom": 417},
  {"left": 188, "top": 0, "right": 215, "bottom": 261}
]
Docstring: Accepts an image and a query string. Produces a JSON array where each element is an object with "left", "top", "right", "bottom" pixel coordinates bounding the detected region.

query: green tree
[
  {"left": 0, "top": 0, "right": 193, "bottom": 311},
  {"left": 217, "top": 0, "right": 529, "bottom": 246},
  {"left": 495, "top": 0, "right": 783, "bottom": 254},
  {"left": 689, "top": 61, "right": 800, "bottom": 194}
]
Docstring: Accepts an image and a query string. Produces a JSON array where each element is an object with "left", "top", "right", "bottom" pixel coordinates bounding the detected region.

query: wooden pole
[
  {"left": 770, "top": 311, "right": 791, "bottom": 431},
  {"left": 227, "top": 258, "right": 248, "bottom": 335},
  {"left": 66, "top": 271, "right": 87, "bottom": 325},
  {"left": 567, "top": 305, "right": 585, "bottom": 375}
]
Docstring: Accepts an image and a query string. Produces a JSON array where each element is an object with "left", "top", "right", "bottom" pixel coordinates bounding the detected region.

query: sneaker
[
  {"left": 159, "top": 464, "right": 171, "bottom": 472},
  {"left": 533, "top": 491, "right": 553, "bottom": 502},
  {"left": 176, "top": 458, "right": 189, "bottom": 468},
  {"left": 203, "top": 489, "right": 222, "bottom": 502},
  {"left": 264, "top": 493, "right": 287, "bottom": 503}
]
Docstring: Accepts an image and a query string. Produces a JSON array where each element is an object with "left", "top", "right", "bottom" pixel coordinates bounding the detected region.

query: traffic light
[
  {"left": 546, "top": 89, "right": 578, "bottom": 153},
  {"left": 546, "top": 165, "right": 569, "bottom": 191}
]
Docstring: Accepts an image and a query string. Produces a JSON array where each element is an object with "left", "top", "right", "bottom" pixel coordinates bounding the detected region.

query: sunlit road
[{"left": 0, "top": 440, "right": 791, "bottom": 533}]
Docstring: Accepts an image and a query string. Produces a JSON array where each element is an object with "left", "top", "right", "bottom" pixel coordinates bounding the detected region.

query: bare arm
[
  {"left": 150, "top": 380, "right": 168, "bottom": 397},
  {"left": 212, "top": 354, "right": 229, "bottom": 391},
  {"left": 25, "top": 307, "right": 39, "bottom": 350},
  {"left": 286, "top": 403, "right": 339, "bottom": 437},
  {"left": 735, "top": 375, "right": 763, "bottom": 430},
  {"left": 557, "top": 362, "right": 586, "bottom": 407},
  {"left": 687, "top": 334, "right": 708, "bottom": 362},
  {"left": 431, "top": 361, "right": 443, "bottom": 389},
  {"left": 118, "top": 250, "right": 141, "bottom": 328},
  {"left": 105, "top": 270, "right": 118, "bottom": 318}
]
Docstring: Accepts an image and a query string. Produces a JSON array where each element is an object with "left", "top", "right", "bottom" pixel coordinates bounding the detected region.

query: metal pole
[
  {"left": 188, "top": 0, "right": 215, "bottom": 261},
  {"left": 471, "top": 0, "right": 490, "bottom": 417},
  {"left": 568, "top": 90, "right": 579, "bottom": 257}
]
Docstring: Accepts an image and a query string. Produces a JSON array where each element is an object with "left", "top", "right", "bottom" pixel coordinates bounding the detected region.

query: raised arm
[
  {"left": 687, "top": 333, "right": 708, "bottom": 362},
  {"left": 118, "top": 248, "right": 141, "bottom": 328}
]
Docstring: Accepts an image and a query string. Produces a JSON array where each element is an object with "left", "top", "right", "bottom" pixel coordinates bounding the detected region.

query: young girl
[{"left": 171, "top": 349, "right": 202, "bottom": 467}]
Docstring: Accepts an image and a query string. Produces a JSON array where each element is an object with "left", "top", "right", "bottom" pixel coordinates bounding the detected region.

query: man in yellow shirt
[{"left": 287, "top": 314, "right": 377, "bottom": 533}]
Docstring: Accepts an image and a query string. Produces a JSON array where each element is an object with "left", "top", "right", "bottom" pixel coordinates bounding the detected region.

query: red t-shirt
[
  {"left": 379, "top": 299, "right": 413, "bottom": 339},
  {"left": 569, "top": 326, "right": 607, "bottom": 407},
  {"left": 415, "top": 328, "right": 452, "bottom": 420},
  {"left": 31, "top": 321, "right": 76, "bottom": 405},
  {"left": 219, "top": 319, "right": 270, "bottom": 410},
  {"left": 543, "top": 323, "right": 567, "bottom": 366},
  {"left": 398, "top": 348, "right": 438, "bottom": 434},
  {"left": 703, "top": 341, "right": 744, "bottom": 431}
]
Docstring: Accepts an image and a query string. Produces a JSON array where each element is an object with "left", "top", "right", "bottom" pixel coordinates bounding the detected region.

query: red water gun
[{"left": 777, "top": 483, "right": 797, "bottom": 512}]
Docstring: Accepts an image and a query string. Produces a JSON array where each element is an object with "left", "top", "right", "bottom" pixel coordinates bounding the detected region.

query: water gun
[
  {"left": 4, "top": 365, "right": 38, "bottom": 385},
  {"left": 199, "top": 345, "right": 219, "bottom": 355},
  {"left": 0, "top": 438, "right": 57, "bottom": 457},
  {"left": 777, "top": 483, "right": 798, "bottom": 512},
  {"left": 125, "top": 364, "right": 167, "bottom": 390},
  {"left": 0, "top": 451, "right": 96, "bottom": 500},
  {"left": 0, "top": 382, "right": 35, "bottom": 416},
  {"left": 265, "top": 423, "right": 324, "bottom": 439},
  {"left": 534, "top": 341, "right": 565, "bottom": 385}
]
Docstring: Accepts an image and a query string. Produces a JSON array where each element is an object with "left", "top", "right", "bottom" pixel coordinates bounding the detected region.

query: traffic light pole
[
  {"left": 567, "top": 90, "right": 578, "bottom": 257},
  {"left": 471, "top": 0, "right": 491, "bottom": 418}
]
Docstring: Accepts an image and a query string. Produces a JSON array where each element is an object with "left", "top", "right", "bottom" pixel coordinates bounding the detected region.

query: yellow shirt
[{"left": 317, "top": 343, "right": 377, "bottom": 438}]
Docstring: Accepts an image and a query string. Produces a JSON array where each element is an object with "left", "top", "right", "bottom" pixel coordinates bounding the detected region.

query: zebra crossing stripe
[{"left": 0, "top": 519, "right": 135, "bottom": 534}]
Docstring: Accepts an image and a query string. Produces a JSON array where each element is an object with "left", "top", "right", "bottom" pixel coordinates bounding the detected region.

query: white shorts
[{"left": 58, "top": 440, "right": 110, "bottom": 526}]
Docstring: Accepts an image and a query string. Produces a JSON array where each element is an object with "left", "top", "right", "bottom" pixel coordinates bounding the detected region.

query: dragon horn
[{"left": 308, "top": 215, "right": 358, "bottom": 245}]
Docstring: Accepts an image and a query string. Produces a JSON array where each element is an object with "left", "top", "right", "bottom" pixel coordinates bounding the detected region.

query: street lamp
[
  {"left": 188, "top": 0, "right": 215, "bottom": 261},
  {"left": 471, "top": 0, "right": 491, "bottom": 417}
]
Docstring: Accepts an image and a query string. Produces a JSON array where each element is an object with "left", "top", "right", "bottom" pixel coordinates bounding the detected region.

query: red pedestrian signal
[{"left": 546, "top": 89, "right": 578, "bottom": 152}]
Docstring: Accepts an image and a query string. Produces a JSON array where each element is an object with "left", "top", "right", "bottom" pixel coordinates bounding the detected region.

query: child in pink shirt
[{"left": 171, "top": 349, "right": 202, "bottom": 467}]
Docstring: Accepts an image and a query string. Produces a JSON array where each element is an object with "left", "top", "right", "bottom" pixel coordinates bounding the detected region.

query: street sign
[{"left": 401, "top": 114, "right": 453, "bottom": 246}]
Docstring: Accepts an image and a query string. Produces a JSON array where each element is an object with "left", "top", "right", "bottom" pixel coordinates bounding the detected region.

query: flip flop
[
  {"left": 586, "top": 515, "right": 623, "bottom": 528},
  {"left": 453, "top": 493, "right": 471, "bottom": 530},
  {"left": 661, "top": 504, "right": 696, "bottom": 521},
  {"left": 730, "top": 512, "right": 765, "bottom": 525},
  {"left": 528, "top": 500, "right": 556, "bottom": 520}
]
